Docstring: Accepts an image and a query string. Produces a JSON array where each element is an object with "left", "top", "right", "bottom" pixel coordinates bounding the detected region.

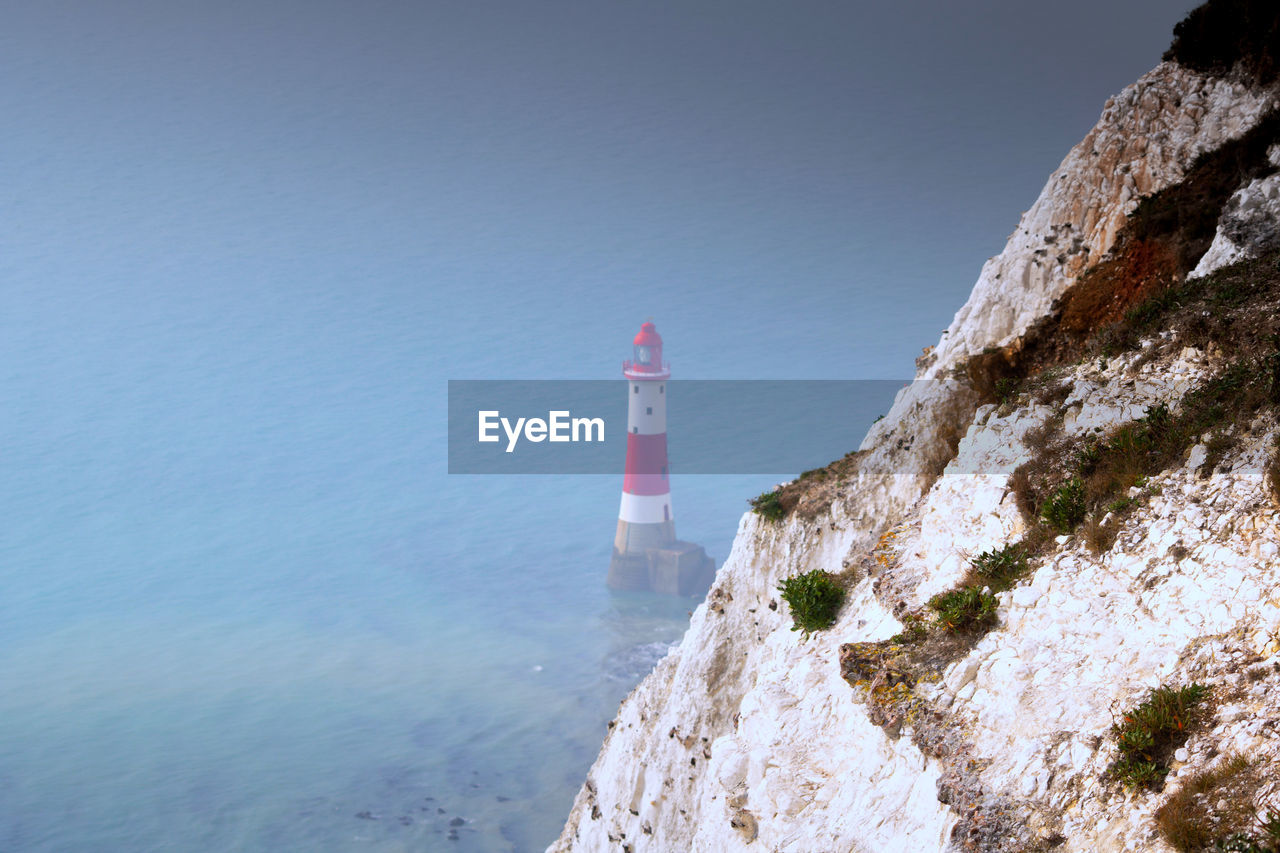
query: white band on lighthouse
[
  {"left": 619, "top": 492, "right": 672, "bottom": 524},
  {"left": 626, "top": 382, "right": 667, "bottom": 435}
]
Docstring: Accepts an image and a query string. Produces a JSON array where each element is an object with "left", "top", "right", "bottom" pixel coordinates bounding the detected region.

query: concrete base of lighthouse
[{"left": 607, "top": 541, "right": 715, "bottom": 597}]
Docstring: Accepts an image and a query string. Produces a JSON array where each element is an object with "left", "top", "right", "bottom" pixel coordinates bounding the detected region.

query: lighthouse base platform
[{"left": 607, "top": 541, "right": 715, "bottom": 597}]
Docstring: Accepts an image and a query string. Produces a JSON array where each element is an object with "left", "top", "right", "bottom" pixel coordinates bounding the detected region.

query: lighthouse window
[
  {"left": 631, "top": 426, "right": 638, "bottom": 434},
  {"left": 633, "top": 385, "right": 639, "bottom": 394},
  {"left": 646, "top": 407, "right": 652, "bottom": 415},
  {"left": 659, "top": 385, "right": 664, "bottom": 394}
]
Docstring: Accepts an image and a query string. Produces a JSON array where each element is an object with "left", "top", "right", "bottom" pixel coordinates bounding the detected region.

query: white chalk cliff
[{"left": 551, "top": 57, "right": 1280, "bottom": 853}]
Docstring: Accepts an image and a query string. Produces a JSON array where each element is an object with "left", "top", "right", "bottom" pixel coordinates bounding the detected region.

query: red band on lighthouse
[{"left": 622, "top": 433, "right": 669, "bottom": 494}]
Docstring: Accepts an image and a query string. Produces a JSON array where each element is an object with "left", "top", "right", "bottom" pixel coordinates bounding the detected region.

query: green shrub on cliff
[
  {"left": 927, "top": 587, "right": 998, "bottom": 632},
  {"left": 1111, "top": 682, "right": 1210, "bottom": 791},
  {"left": 1041, "top": 477, "right": 1086, "bottom": 534},
  {"left": 970, "top": 543, "right": 1029, "bottom": 592},
  {"left": 750, "top": 490, "right": 785, "bottom": 521},
  {"left": 777, "top": 569, "right": 845, "bottom": 636}
]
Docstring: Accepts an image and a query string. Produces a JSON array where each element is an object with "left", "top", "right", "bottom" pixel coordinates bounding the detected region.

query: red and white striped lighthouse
[
  {"left": 607, "top": 320, "right": 714, "bottom": 595},
  {"left": 615, "top": 320, "right": 675, "bottom": 553}
]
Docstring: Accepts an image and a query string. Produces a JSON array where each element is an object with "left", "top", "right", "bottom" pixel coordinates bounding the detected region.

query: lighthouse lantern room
[{"left": 624, "top": 321, "right": 669, "bottom": 379}]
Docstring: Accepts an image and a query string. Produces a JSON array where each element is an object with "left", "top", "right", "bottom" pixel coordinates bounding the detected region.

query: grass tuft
[
  {"left": 1082, "top": 515, "right": 1120, "bottom": 555},
  {"left": 1156, "top": 754, "right": 1269, "bottom": 851},
  {"left": 889, "top": 613, "right": 929, "bottom": 645}
]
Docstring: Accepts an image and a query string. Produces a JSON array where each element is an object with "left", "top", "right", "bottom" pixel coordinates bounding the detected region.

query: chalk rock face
[
  {"left": 914, "top": 348, "right": 1280, "bottom": 852},
  {"left": 923, "top": 63, "right": 1275, "bottom": 377},
  {"left": 552, "top": 511, "right": 956, "bottom": 853},
  {"left": 551, "top": 62, "right": 1280, "bottom": 853},
  {"left": 1192, "top": 145, "right": 1280, "bottom": 277}
]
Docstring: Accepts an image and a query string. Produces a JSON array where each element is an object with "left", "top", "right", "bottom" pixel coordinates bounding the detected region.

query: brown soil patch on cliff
[{"left": 1056, "top": 238, "right": 1182, "bottom": 335}]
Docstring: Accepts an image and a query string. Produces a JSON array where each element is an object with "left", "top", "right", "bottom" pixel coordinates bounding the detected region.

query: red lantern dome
[{"left": 624, "top": 320, "right": 670, "bottom": 379}]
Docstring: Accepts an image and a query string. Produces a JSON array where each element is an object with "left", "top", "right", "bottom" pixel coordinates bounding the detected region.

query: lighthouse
[{"left": 607, "top": 321, "right": 715, "bottom": 596}]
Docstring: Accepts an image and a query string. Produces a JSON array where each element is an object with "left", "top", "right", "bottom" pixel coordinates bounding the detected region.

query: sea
[{"left": 0, "top": 260, "right": 918, "bottom": 851}]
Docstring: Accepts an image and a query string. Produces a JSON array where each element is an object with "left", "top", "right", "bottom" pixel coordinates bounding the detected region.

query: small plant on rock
[
  {"left": 1106, "top": 495, "right": 1137, "bottom": 514},
  {"left": 928, "top": 587, "right": 998, "bottom": 632},
  {"left": 994, "top": 376, "right": 1021, "bottom": 406},
  {"left": 970, "top": 543, "right": 1029, "bottom": 592},
  {"left": 1111, "top": 682, "right": 1210, "bottom": 791},
  {"left": 777, "top": 569, "right": 845, "bottom": 637},
  {"left": 1041, "top": 477, "right": 1086, "bottom": 534}
]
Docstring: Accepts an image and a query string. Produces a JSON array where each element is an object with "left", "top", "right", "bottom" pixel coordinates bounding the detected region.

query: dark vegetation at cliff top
[{"left": 1166, "top": 0, "right": 1280, "bottom": 86}]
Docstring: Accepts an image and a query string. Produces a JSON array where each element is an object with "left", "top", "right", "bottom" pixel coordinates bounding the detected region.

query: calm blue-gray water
[{"left": 0, "top": 269, "right": 895, "bottom": 851}]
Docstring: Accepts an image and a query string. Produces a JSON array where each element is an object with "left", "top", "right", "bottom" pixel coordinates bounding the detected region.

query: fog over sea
[{"left": 0, "top": 2, "right": 1191, "bottom": 850}]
